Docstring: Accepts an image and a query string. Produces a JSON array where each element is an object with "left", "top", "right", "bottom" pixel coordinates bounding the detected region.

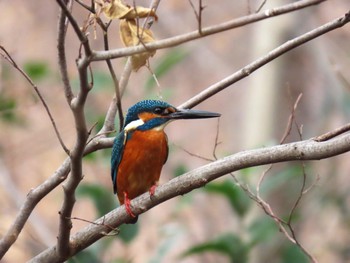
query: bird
[{"left": 111, "top": 99, "right": 220, "bottom": 223}]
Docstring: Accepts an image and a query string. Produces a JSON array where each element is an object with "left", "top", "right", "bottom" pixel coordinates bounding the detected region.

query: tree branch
[
  {"left": 56, "top": 0, "right": 92, "bottom": 57},
  {"left": 91, "top": 0, "right": 326, "bottom": 61},
  {"left": 57, "top": 0, "right": 75, "bottom": 104},
  {"left": 179, "top": 10, "right": 350, "bottom": 109},
  {"left": 55, "top": 0, "right": 93, "bottom": 258},
  {"left": 30, "top": 131, "right": 350, "bottom": 262}
]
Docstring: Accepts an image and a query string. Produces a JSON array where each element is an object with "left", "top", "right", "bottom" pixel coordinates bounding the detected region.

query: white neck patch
[{"left": 124, "top": 119, "right": 145, "bottom": 132}]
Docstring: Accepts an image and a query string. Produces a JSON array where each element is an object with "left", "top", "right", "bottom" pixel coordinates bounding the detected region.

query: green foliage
[
  {"left": 204, "top": 179, "right": 251, "bottom": 217},
  {"left": 0, "top": 95, "right": 18, "bottom": 123},
  {"left": 148, "top": 225, "right": 184, "bottom": 263},
  {"left": 118, "top": 223, "right": 139, "bottom": 244},
  {"left": 77, "top": 183, "right": 116, "bottom": 216},
  {"left": 248, "top": 217, "right": 277, "bottom": 247},
  {"left": 145, "top": 48, "right": 189, "bottom": 90},
  {"left": 23, "top": 61, "right": 49, "bottom": 81},
  {"left": 173, "top": 163, "right": 188, "bottom": 177},
  {"left": 90, "top": 71, "right": 114, "bottom": 92},
  {"left": 181, "top": 233, "right": 249, "bottom": 263},
  {"left": 282, "top": 244, "right": 309, "bottom": 263},
  {"left": 68, "top": 249, "right": 101, "bottom": 263}
]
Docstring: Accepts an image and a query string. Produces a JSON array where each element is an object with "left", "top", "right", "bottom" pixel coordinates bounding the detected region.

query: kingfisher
[{"left": 111, "top": 100, "right": 220, "bottom": 223}]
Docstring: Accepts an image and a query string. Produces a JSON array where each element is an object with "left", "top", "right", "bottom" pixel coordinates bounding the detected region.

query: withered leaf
[
  {"left": 119, "top": 19, "right": 156, "bottom": 71},
  {"left": 102, "top": 0, "right": 157, "bottom": 20}
]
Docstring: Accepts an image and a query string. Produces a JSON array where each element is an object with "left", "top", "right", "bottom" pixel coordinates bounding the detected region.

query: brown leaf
[
  {"left": 119, "top": 6, "right": 158, "bottom": 20},
  {"left": 102, "top": 0, "right": 157, "bottom": 20},
  {"left": 119, "top": 20, "right": 156, "bottom": 71},
  {"left": 101, "top": 0, "right": 130, "bottom": 19}
]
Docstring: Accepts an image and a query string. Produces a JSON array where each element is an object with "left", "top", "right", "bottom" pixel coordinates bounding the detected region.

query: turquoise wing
[{"left": 111, "top": 131, "right": 126, "bottom": 194}]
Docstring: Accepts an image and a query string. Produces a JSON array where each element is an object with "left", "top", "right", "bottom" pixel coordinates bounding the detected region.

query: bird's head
[{"left": 123, "top": 100, "right": 220, "bottom": 132}]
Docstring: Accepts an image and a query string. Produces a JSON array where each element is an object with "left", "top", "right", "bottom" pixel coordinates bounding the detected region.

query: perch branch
[{"left": 30, "top": 130, "right": 350, "bottom": 262}]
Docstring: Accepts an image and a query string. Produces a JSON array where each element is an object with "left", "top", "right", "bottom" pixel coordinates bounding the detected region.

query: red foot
[
  {"left": 149, "top": 184, "right": 158, "bottom": 198},
  {"left": 123, "top": 192, "right": 136, "bottom": 218}
]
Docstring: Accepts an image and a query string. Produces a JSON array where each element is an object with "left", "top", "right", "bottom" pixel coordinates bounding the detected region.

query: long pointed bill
[{"left": 167, "top": 108, "right": 221, "bottom": 120}]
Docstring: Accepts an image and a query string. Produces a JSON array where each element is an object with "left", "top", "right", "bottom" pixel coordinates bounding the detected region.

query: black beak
[{"left": 167, "top": 108, "right": 221, "bottom": 120}]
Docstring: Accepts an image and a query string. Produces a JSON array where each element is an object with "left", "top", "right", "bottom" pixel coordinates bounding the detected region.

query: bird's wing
[
  {"left": 164, "top": 133, "right": 169, "bottom": 164},
  {"left": 111, "top": 131, "right": 127, "bottom": 194}
]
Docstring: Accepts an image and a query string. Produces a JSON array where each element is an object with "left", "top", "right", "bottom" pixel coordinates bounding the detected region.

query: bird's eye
[{"left": 153, "top": 107, "right": 163, "bottom": 114}]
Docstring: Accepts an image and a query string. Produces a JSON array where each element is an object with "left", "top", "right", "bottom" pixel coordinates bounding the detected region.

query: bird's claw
[
  {"left": 149, "top": 184, "right": 157, "bottom": 197},
  {"left": 123, "top": 192, "right": 136, "bottom": 218}
]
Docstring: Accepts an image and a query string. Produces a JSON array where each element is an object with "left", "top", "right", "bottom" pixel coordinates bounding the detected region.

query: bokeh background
[{"left": 0, "top": 0, "right": 349, "bottom": 262}]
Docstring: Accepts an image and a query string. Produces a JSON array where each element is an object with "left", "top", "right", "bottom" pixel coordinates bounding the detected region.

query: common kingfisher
[{"left": 111, "top": 100, "right": 220, "bottom": 223}]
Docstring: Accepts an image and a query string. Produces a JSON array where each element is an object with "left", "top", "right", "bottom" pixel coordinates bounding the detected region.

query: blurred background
[{"left": 0, "top": 0, "right": 349, "bottom": 262}]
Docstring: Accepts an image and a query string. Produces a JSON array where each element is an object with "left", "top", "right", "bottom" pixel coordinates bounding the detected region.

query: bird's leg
[{"left": 123, "top": 192, "right": 136, "bottom": 218}]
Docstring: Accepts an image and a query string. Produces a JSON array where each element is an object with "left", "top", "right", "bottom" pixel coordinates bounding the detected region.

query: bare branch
[
  {"left": 187, "top": 0, "right": 205, "bottom": 34},
  {"left": 314, "top": 123, "right": 350, "bottom": 142},
  {"left": 180, "top": 11, "right": 350, "bottom": 109},
  {"left": 55, "top": 0, "right": 94, "bottom": 258},
  {"left": 56, "top": 0, "right": 92, "bottom": 56},
  {"left": 0, "top": 135, "right": 113, "bottom": 258},
  {"left": 91, "top": 0, "right": 327, "bottom": 61},
  {"left": 96, "top": 18, "right": 124, "bottom": 132},
  {"left": 57, "top": 0, "right": 75, "bottom": 103},
  {"left": 30, "top": 131, "right": 350, "bottom": 262},
  {"left": 256, "top": 0, "right": 267, "bottom": 13},
  {"left": 74, "top": 0, "right": 96, "bottom": 13},
  {"left": 280, "top": 93, "right": 303, "bottom": 144}
]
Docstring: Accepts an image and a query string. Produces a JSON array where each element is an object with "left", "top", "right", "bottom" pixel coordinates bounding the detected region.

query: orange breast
[{"left": 116, "top": 129, "right": 168, "bottom": 204}]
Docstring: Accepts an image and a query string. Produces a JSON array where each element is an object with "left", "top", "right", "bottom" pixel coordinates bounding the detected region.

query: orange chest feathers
[{"left": 116, "top": 129, "right": 169, "bottom": 203}]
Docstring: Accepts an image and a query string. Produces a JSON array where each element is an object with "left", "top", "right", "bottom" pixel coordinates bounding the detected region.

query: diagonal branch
[
  {"left": 91, "top": 0, "right": 327, "bottom": 61},
  {"left": 180, "top": 10, "right": 350, "bottom": 109},
  {"left": 30, "top": 131, "right": 350, "bottom": 262}
]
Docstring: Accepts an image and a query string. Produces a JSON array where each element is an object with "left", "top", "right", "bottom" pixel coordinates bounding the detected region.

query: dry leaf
[
  {"left": 101, "top": 0, "right": 130, "bottom": 19},
  {"left": 102, "top": 0, "right": 157, "bottom": 20},
  {"left": 119, "top": 19, "right": 156, "bottom": 71},
  {"left": 119, "top": 6, "right": 158, "bottom": 20}
]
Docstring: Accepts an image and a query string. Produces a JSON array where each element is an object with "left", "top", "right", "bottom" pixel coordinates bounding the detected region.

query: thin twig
[
  {"left": 256, "top": 0, "right": 267, "bottom": 13},
  {"left": 96, "top": 17, "right": 124, "bottom": 131},
  {"left": 74, "top": 0, "right": 96, "bottom": 13},
  {"left": 280, "top": 93, "right": 303, "bottom": 144},
  {"left": 0, "top": 46, "right": 70, "bottom": 155},
  {"left": 176, "top": 144, "right": 215, "bottom": 162},
  {"left": 68, "top": 216, "right": 118, "bottom": 233},
  {"left": 212, "top": 118, "right": 221, "bottom": 160},
  {"left": 256, "top": 93, "right": 303, "bottom": 196},
  {"left": 56, "top": 0, "right": 92, "bottom": 56},
  {"left": 313, "top": 123, "right": 350, "bottom": 142},
  {"left": 187, "top": 0, "right": 205, "bottom": 34}
]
